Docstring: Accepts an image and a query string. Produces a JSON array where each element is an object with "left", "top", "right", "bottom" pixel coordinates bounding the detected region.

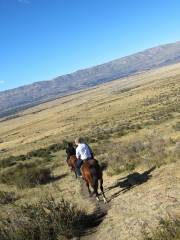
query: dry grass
[
  {"left": 0, "top": 63, "right": 179, "bottom": 158},
  {"left": 93, "top": 162, "right": 180, "bottom": 240},
  {"left": 0, "top": 196, "right": 87, "bottom": 240},
  {"left": 142, "top": 217, "right": 180, "bottom": 240},
  {"left": 0, "top": 63, "right": 179, "bottom": 239}
]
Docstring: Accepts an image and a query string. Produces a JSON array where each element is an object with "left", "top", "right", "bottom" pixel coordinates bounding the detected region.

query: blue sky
[{"left": 0, "top": 0, "right": 180, "bottom": 91}]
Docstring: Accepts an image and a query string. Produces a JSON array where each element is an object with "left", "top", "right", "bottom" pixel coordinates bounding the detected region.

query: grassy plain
[{"left": 0, "top": 63, "right": 179, "bottom": 239}]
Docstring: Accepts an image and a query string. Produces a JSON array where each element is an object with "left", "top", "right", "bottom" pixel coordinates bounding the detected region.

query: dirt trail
[
  {"left": 78, "top": 178, "right": 110, "bottom": 239},
  {"left": 76, "top": 162, "right": 180, "bottom": 240},
  {"left": 80, "top": 180, "right": 110, "bottom": 240}
]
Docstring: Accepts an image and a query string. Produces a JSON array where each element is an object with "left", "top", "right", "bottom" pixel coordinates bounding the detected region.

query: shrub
[
  {"left": 145, "top": 132, "right": 167, "bottom": 167},
  {"left": 173, "top": 122, "right": 180, "bottom": 131},
  {"left": 0, "top": 197, "right": 86, "bottom": 240},
  {"left": 0, "top": 141, "right": 67, "bottom": 170},
  {"left": 106, "top": 154, "right": 126, "bottom": 176},
  {"left": 0, "top": 163, "right": 52, "bottom": 188},
  {"left": 27, "top": 148, "right": 51, "bottom": 159},
  {"left": 0, "top": 155, "right": 26, "bottom": 168},
  {"left": 102, "top": 142, "right": 142, "bottom": 176},
  {"left": 47, "top": 143, "right": 64, "bottom": 152},
  {"left": 0, "top": 190, "right": 18, "bottom": 204},
  {"left": 173, "top": 142, "right": 180, "bottom": 158},
  {"left": 143, "top": 217, "right": 180, "bottom": 240}
]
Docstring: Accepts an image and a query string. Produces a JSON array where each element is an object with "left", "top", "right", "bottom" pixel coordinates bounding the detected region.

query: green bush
[
  {"left": 143, "top": 217, "right": 180, "bottom": 240},
  {"left": 0, "top": 197, "right": 86, "bottom": 240},
  {"left": 0, "top": 163, "right": 52, "bottom": 188}
]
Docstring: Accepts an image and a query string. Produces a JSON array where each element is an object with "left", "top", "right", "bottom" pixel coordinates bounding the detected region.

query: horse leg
[
  {"left": 85, "top": 180, "right": 91, "bottom": 196},
  {"left": 100, "top": 178, "right": 107, "bottom": 203},
  {"left": 71, "top": 166, "right": 77, "bottom": 179},
  {"left": 89, "top": 166, "right": 100, "bottom": 201},
  {"left": 93, "top": 180, "right": 100, "bottom": 201},
  {"left": 95, "top": 192, "right": 100, "bottom": 201}
]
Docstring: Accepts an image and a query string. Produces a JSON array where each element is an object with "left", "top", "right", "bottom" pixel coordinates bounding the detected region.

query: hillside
[
  {"left": 0, "top": 41, "right": 180, "bottom": 118},
  {"left": 0, "top": 63, "right": 179, "bottom": 240},
  {"left": 0, "top": 62, "right": 179, "bottom": 157}
]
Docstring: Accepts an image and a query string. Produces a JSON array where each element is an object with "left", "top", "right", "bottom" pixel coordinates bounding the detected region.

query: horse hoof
[
  {"left": 103, "top": 197, "right": 107, "bottom": 204},
  {"left": 96, "top": 197, "right": 100, "bottom": 201}
]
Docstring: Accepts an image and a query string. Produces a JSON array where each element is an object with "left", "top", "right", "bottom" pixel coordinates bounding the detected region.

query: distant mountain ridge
[{"left": 0, "top": 41, "right": 180, "bottom": 118}]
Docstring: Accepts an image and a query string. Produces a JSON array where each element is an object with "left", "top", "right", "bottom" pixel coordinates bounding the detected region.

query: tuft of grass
[
  {"left": 173, "top": 122, "right": 180, "bottom": 131},
  {"left": 0, "top": 196, "right": 86, "bottom": 240},
  {"left": 0, "top": 190, "right": 18, "bottom": 205},
  {"left": 144, "top": 132, "right": 167, "bottom": 167},
  {"left": 143, "top": 217, "right": 180, "bottom": 240},
  {"left": 173, "top": 142, "right": 180, "bottom": 159}
]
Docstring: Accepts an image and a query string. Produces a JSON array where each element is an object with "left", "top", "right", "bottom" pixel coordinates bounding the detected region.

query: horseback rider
[{"left": 75, "top": 137, "right": 94, "bottom": 177}]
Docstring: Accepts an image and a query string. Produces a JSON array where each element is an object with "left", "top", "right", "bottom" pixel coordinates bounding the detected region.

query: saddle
[{"left": 82, "top": 159, "right": 100, "bottom": 168}]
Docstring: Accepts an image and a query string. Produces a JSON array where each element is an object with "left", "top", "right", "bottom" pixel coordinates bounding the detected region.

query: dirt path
[{"left": 78, "top": 178, "right": 110, "bottom": 239}]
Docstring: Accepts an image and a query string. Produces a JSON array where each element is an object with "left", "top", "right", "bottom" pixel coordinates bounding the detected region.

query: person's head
[{"left": 75, "top": 137, "right": 83, "bottom": 146}]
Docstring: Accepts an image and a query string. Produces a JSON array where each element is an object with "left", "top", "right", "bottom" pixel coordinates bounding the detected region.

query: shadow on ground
[
  {"left": 50, "top": 173, "right": 69, "bottom": 182},
  {"left": 78, "top": 205, "right": 108, "bottom": 237},
  {"left": 40, "top": 173, "right": 69, "bottom": 185},
  {"left": 107, "top": 166, "right": 156, "bottom": 201}
]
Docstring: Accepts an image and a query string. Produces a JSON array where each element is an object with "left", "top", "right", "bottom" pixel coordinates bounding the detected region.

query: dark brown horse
[
  {"left": 67, "top": 155, "right": 107, "bottom": 203},
  {"left": 66, "top": 144, "right": 107, "bottom": 203},
  {"left": 81, "top": 159, "right": 107, "bottom": 203}
]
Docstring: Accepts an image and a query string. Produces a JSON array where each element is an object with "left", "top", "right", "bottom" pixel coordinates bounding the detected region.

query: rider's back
[{"left": 76, "top": 143, "right": 92, "bottom": 160}]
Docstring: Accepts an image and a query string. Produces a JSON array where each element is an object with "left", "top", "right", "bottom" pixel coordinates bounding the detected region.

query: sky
[{"left": 0, "top": 0, "right": 180, "bottom": 92}]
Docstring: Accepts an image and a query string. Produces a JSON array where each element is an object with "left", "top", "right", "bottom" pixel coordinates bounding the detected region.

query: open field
[
  {"left": 0, "top": 62, "right": 180, "bottom": 157},
  {"left": 0, "top": 63, "right": 180, "bottom": 239}
]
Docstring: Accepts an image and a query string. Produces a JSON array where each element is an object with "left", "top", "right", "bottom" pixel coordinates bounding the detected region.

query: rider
[{"left": 75, "top": 137, "right": 93, "bottom": 177}]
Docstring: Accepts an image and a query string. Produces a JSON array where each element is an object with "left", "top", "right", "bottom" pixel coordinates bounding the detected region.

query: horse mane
[{"left": 66, "top": 142, "right": 76, "bottom": 157}]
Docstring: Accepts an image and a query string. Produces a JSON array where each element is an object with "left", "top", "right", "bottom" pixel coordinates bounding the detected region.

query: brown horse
[
  {"left": 66, "top": 145, "right": 107, "bottom": 203},
  {"left": 66, "top": 151, "right": 107, "bottom": 203},
  {"left": 81, "top": 159, "right": 107, "bottom": 203}
]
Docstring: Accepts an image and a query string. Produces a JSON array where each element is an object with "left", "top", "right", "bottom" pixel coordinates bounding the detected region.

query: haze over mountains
[{"left": 0, "top": 41, "right": 180, "bottom": 118}]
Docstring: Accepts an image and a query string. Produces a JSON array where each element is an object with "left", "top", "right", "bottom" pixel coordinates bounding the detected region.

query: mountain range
[{"left": 0, "top": 40, "right": 180, "bottom": 118}]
